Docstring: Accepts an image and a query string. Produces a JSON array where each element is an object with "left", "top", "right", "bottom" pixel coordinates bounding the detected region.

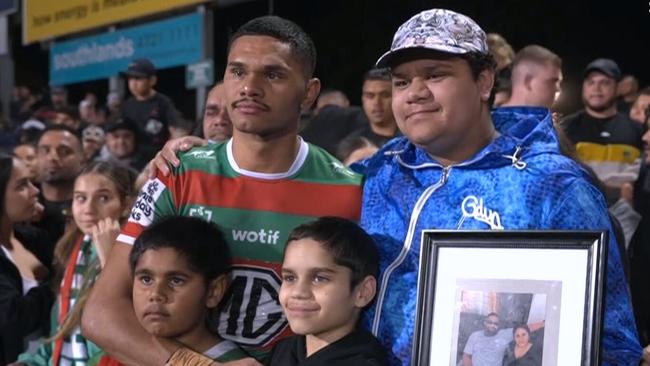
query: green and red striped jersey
[{"left": 118, "top": 138, "right": 362, "bottom": 359}]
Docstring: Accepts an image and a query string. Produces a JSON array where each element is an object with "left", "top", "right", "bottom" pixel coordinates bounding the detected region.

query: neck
[
  {"left": 501, "top": 91, "right": 529, "bottom": 107},
  {"left": 231, "top": 132, "right": 300, "bottom": 173},
  {"left": 305, "top": 319, "right": 356, "bottom": 357},
  {"left": 370, "top": 120, "right": 397, "bottom": 137},
  {"left": 41, "top": 181, "right": 74, "bottom": 202},
  {"left": 586, "top": 105, "right": 617, "bottom": 119},
  {"left": 426, "top": 110, "right": 498, "bottom": 167},
  {"left": 134, "top": 90, "right": 156, "bottom": 101},
  {"left": 176, "top": 323, "right": 221, "bottom": 355}
]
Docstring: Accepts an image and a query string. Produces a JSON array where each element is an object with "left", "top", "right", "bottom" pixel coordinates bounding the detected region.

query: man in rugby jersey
[{"left": 82, "top": 16, "right": 363, "bottom": 366}]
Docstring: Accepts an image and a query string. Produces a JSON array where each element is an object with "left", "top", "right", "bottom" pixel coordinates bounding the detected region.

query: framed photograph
[{"left": 412, "top": 230, "right": 607, "bottom": 366}]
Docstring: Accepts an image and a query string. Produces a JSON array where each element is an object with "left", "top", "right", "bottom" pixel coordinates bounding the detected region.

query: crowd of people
[{"left": 0, "top": 6, "right": 649, "bottom": 366}]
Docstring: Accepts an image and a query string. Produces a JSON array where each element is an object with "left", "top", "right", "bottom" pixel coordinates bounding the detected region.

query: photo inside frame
[{"left": 443, "top": 278, "right": 562, "bottom": 366}]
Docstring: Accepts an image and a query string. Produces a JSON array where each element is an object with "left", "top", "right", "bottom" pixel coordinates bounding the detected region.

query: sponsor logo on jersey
[
  {"left": 330, "top": 161, "right": 355, "bottom": 177},
  {"left": 130, "top": 178, "right": 165, "bottom": 226},
  {"left": 217, "top": 266, "right": 286, "bottom": 346},
  {"left": 188, "top": 206, "right": 213, "bottom": 221},
  {"left": 187, "top": 150, "right": 215, "bottom": 159},
  {"left": 232, "top": 229, "right": 281, "bottom": 245},
  {"left": 459, "top": 195, "right": 504, "bottom": 230}
]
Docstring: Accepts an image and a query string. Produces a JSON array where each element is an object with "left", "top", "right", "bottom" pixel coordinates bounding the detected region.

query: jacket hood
[{"left": 378, "top": 106, "right": 560, "bottom": 171}]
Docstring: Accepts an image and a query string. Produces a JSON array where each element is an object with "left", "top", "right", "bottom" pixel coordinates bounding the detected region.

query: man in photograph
[{"left": 463, "top": 313, "right": 511, "bottom": 366}]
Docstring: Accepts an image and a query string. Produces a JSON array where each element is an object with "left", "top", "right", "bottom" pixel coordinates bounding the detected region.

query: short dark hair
[
  {"left": 228, "top": 16, "right": 317, "bottom": 78},
  {"left": 285, "top": 217, "right": 379, "bottom": 288},
  {"left": 129, "top": 216, "right": 230, "bottom": 283},
  {"left": 363, "top": 68, "right": 391, "bottom": 83},
  {"left": 486, "top": 312, "right": 499, "bottom": 320},
  {"left": 38, "top": 124, "right": 83, "bottom": 150}
]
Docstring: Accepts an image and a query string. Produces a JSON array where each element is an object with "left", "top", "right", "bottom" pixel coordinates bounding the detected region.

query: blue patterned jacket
[{"left": 356, "top": 107, "right": 642, "bottom": 366}]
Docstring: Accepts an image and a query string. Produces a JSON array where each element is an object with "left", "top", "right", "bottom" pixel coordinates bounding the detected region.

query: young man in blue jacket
[{"left": 357, "top": 8, "right": 642, "bottom": 366}]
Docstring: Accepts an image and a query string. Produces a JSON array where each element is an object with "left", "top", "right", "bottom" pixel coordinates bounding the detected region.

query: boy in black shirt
[{"left": 267, "top": 217, "right": 388, "bottom": 366}]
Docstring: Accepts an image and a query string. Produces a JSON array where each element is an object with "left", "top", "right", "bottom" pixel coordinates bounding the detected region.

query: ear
[
  {"left": 353, "top": 275, "right": 377, "bottom": 308},
  {"left": 150, "top": 76, "right": 158, "bottom": 88},
  {"left": 301, "top": 78, "right": 321, "bottom": 113},
  {"left": 206, "top": 275, "right": 228, "bottom": 308},
  {"left": 477, "top": 69, "right": 495, "bottom": 103},
  {"left": 524, "top": 74, "right": 534, "bottom": 92}
]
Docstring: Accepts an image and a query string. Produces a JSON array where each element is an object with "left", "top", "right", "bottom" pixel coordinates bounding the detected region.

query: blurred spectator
[
  {"left": 12, "top": 143, "right": 38, "bottom": 182},
  {"left": 617, "top": 75, "right": 639, "bottom": 114},
  {"left": 314, "top": 89, "right": 350, "bottom": 115},
  {"left": 347, "top": 68, "right": 398, "bottom": 147},
  {"left": 502, "top": 45, "right": 562, "bottom": 109},
  {"left": 81, "top": 125, "right": 105, "bottom": 161},
  {"left": 199, "top": 83, "right": 233, "bottom": 143},
  {"left": 630, "top": 111, "right": 650, "bottom": 347},
  {"left": 10, "top": 85, "right": 40, "bottom": 125},
  {"left": 51, "top": 106, "right": 83, "bottom": 132},
  {"left": 99, "top": 118, "right": 148, "bottom": 173},
  {"left": 105, "top": 92, "right": 122, "bottom": 122},
  {"left": 79, "top": 93, "right": 107, "bottom": 126},
  {"left": 35, "top": 125, "right": 86, "bottom": 242},
  {"left": 561, "top": 58, "right": 643, "bottom": 191},
  {"left": 630, "top": 87, "right": 650, "bottom": 124},
  {"left": 48, "top": 86, "right": 69, "bottom": 110},
  {"left": 120, "top": 58, "right": 180, "bottom": 158},
  {"left": 487, "top": 33, "right": 515, "bottom": 71},
  {"left": 0, "top": 154, "right": 54, "bottom": 365},
  {"left": 336, "top": 135, "right": 378, "bottom": 166}
]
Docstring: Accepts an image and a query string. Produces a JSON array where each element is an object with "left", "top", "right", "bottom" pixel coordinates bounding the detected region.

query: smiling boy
[{"left": 266, "top": 217, "right": 388, "bottom": 366}]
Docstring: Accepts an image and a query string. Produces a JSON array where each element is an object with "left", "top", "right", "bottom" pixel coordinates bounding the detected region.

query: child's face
[
  {"left": 280, "top": 239, "right": 370, "bottom": 343},
  {"left": 132, "top": 247, "right": 223, "bottom": 343},
  {"left": 72, "top": 173, "right": 124, "bottom": 235}
]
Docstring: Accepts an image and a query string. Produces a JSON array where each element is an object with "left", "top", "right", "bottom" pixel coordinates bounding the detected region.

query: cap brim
[
  {"left": 376, "top": 46, "right": 472, "bottom": 68},
  {"left": 120, "top": 70, "right": 150, "bottom": 78},
  {"left": 583, "top": 67, "right": 619, "bottom": 81}
]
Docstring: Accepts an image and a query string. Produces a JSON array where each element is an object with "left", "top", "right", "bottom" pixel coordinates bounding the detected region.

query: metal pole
[
  {"left": 107, "top": 26, "right": 124, "bottom": 98},
  {"left": 196, "top": 5, "right": 213, "bottom": 120},
  {"left": 0, "top": 15, "right": 13, "bottom": 124}
]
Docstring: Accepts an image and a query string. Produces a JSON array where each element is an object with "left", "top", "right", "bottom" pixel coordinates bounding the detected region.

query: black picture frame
[{"left": 412, "top": 230, "right": 607, "bottom": 366}]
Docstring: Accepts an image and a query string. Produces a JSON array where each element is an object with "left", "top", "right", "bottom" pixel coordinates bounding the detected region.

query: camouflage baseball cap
[{"left": 376, "top": 9, "right": 488, "bottom": 68}]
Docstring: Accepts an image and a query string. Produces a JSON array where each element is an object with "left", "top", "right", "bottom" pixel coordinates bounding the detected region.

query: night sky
[{"left": 10, "top": 0, "right": 650, "bottom": 118}]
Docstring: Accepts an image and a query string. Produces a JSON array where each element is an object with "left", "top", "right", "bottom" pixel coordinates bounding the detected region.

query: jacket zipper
[{"left": 371, "top": 166, "right": 451, "bottom": 335}]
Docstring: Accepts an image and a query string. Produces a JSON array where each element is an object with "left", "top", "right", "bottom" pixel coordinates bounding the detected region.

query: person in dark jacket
[
  {"left": 266, "top": 217, "right": 388, "bottom": 366},
  {"left": 0, "top": 154, "right": 54, "bottom": 365}
]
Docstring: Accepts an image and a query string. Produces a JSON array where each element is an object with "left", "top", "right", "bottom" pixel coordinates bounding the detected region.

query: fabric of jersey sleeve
[
  {"left": 117, "top": 172, "right": 178, "bottom": 245},
  {"left": 546, "top": 179, "right": 642, "bottom": 366}
]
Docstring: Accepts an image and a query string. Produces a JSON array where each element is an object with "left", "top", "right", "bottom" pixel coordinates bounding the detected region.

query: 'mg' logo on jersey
[{"left": 216, "top": 266, "right": 287, "bottom": 347}]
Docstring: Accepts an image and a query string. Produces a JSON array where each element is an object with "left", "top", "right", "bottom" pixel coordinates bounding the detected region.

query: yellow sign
[{"left": 23, "top": 0, "right": 209, "bottom": 44}]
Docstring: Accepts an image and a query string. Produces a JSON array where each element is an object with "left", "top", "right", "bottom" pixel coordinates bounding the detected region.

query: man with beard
[
  {"left": 35, "top": 125, "right": 85, "bottom": 241},
  {"left": 462, "top": 313, "right": 511, "bottom": 366},
  {"left": 561, "top": 59, "right": 643, "bottom": 192}
]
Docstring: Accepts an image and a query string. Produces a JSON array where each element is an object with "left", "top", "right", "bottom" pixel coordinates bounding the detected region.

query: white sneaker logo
[{"left": 460, "top": 195, "right": 504, "bottom": 230}]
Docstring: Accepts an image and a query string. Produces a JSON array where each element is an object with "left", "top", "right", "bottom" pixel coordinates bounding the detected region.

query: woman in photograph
[{"left": 502, "top": 324, "right": 542, "bottom": 366}]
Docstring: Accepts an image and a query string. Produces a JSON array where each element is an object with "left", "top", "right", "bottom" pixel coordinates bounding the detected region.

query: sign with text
[
  {"left": 23, "top": 0, "right": 209, "bottom": 44},
  {"left": 186, "top": 59, "right": 213, "bottom": 89},
  {"left": 49, "top": 12, "right": 203, "bottom": 86}
]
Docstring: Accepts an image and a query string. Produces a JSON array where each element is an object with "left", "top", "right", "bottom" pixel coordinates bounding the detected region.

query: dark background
[{"left": 9, "top": 0, "right": 650, "bottom": 119}]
